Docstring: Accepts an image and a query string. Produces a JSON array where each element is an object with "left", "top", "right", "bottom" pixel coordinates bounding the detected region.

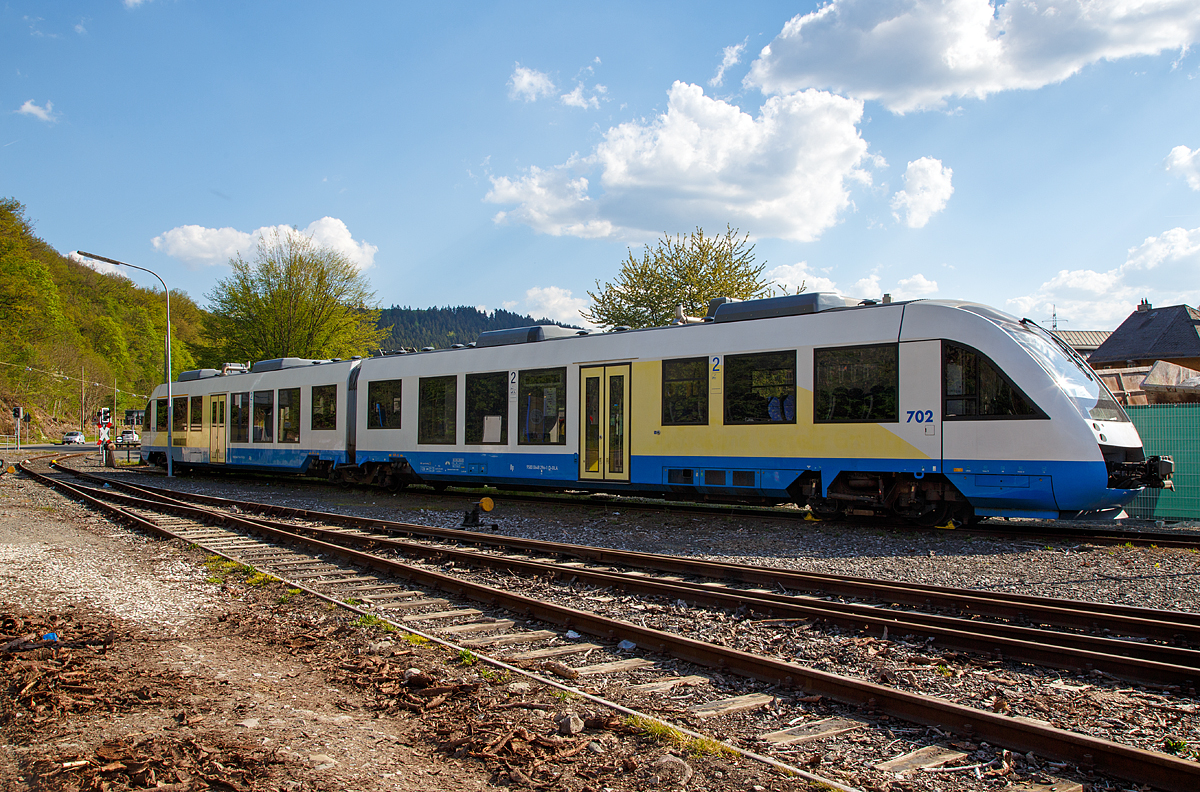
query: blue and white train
[{"left": 140, "top": 294, "right": 1172, "bottom": 523}]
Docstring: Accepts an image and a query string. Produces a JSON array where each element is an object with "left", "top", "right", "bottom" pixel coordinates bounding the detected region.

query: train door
[
  {"left": 579, "top": 364, "right": 631, "bottom": 482},
  {"left": 895, "top": 341, "right": 942, "bottom": 470},
  {"left": 208, "top": 394, "right": 226, "bottom": 464}
]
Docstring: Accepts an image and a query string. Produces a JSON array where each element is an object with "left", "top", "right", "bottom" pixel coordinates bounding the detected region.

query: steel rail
[
  {"left": 64, "top": 478, "right": 1200, "bottom": 686},
  {"left": 67, "top": 467, "right": 1200, "bottom": 640},
  {"left": 142, "top": 462, "right": 1200, "bottom": 548},
  {"left": 27, "top": 461, "right": 1200, "bottom": 792}
]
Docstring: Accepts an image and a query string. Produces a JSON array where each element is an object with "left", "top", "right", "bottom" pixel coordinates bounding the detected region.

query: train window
[
  {"left": 466, "top": 372, "right": 508, "bottom": 445},
  {"left": 172, "top": 396, "right": 188, "bottom": 433},
  {"left": 278, "top": 388, "right": 300, "bottom": 443},
  {"left": 230, "top": 393, "right": 250, "bottom": 443},
  {"left": 143, "top": 402, "right": 152, "bottom": 432},
  {"left": 943, "top": 343, "right": 1040, "bottom": 419},
  {"left": 312, "top": 384, "right": 338, "bottom": 430},
  {"left": 366, "top": 380, "right": 402, "bottom": 430},
  {"left": 190, "top": 395, "right": 204, "bottom": 431},
  {"left": 517, "top": 367, "right": 566, "bottom": 445},
  {"left": 155, "top": 399, "right": 168, "bottom": 433},
  {"left": 253, "top": 391, "right": 274, "bottom": 443},
  {"left": 814, "top": 345, "right": 898, "bottom": 423},
  {"left": 418, "top": 376, "right": 457, "bottom": 444},
  {"left": 732, "top": 470, "right": 755, "bottom": 487},
  {"left": 724, "top": 351, "right": 797, "bottom": 424},
  {"left": 662, "top": 357, "right": 708, "bottom": 425}
]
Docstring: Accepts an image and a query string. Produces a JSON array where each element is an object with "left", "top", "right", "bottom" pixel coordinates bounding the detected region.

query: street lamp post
[{"left": 75, "top": 252, "right": 173, "bottom": 477}]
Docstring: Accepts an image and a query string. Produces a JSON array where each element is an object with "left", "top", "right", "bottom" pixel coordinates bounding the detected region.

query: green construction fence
[{"left": 1125, "top": 404, "right": 1200, "bottom": 521}]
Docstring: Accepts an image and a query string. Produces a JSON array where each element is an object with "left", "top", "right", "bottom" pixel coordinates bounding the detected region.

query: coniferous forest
[{"left": 376, "top": 305, "right": 574, "bottom": 352}]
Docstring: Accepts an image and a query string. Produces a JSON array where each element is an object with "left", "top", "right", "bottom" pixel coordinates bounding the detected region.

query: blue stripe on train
[
  {"left": 142, "top": 444, "right": 348, "bottom": 470},
  {"left": 151, "top": 444, "right": 1133, "bottom": 517}
]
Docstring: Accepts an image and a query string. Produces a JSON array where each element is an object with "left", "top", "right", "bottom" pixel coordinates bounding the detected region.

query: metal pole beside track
[{"left": 75, "top": 252, "right": 173, "bottom": 477}]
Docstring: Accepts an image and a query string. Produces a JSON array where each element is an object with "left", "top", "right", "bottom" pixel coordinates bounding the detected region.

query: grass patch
[
  {"left": 685, "top": 735, "right": 736, "bottom": 758},
  {"left": 625, "top": 715, "right": 686, "bottom": 747},
  {"left": 402, "top": 633, "right": 429, "bottom": 646},
  {"left": 277, "top": 588, "right": 302, "bottom": 604},
  {"left": 1164, "top": 736, "right": 1189, "bottom": 756},
  {"left": 457, "top": 649, "right": 478, "bottom": 666},
  {"left": 936, "top": 664, "right": 953, "bottom": 678},
  {"left": 245, "top": 571, "right": 278, "bottom": 587},
  {"left": 344, "top": 597, "right": 363, "bottom": 606},
  {"left": 352, "top": 614, "right": 397, "bottom": 632},
  {"left": 624, "top": 715, "right": 736, "bottom": 757},
  {"left": 205, "top": 576, "right": 224, "bottom": 585}
]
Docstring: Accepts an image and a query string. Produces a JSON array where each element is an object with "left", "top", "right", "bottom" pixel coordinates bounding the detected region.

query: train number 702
[{"left": 906, "top": 410, "right": 935, "bottom": 423}]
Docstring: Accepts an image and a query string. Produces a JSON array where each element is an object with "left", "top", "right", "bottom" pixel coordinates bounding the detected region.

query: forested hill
[
  {"left": 0, "top": 198, "right": 208, "bottom": 438},
  {"left": 378, "top": 306, "right": 579, "bottom": 350},
  {"left": 0, "top": 196, "right": 581, "bottom": 439}
]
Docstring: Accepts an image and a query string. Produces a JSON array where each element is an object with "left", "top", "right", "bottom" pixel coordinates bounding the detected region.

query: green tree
[
  {"left": 582, "top": 225, "right": 789, "bottom": 329},
  {"left": 204, "top": 229, "right": 386, "bottom": 362}
]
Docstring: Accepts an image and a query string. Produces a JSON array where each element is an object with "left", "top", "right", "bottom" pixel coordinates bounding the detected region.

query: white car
[{"left": 115, "top": 430, "right": 140, "bottom": 447}]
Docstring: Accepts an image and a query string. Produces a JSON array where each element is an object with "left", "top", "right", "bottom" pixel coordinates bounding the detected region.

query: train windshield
[{"left": 1003, "top": 321, "right": 1129, "bottom": 423}]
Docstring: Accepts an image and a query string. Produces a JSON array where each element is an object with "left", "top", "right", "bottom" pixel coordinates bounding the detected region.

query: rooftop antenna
[{"left": 1047, "top": 304, "right": 1069, "bottom": 331}]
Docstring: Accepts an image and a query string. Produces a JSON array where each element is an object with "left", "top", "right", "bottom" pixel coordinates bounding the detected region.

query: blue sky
[{"left": 4, "top": 1, "right": 1200, "bottom": 331}]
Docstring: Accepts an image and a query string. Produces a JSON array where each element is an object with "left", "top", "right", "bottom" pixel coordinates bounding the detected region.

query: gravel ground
[
  {"left": 2, "top": 456, "right": 827, "bottom": 792},
  {"left": 78, "top": 461, "right": 1200, "bottom": 788}
]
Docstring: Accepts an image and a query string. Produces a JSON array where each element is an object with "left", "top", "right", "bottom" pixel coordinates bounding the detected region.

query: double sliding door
[{"left": 579, "top": 365, "right": 630, "bottom": 482}]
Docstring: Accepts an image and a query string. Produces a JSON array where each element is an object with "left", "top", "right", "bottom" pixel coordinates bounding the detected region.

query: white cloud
[
  {"left": 124, "top": 0, "right": 152, "bottom": 8},
  {"left": 486, "top": 81, "right": 873, "bottom": 242},
  {"left": 487, "top": 163, "right": 615, "bottom": 239},
  {"left": 853, "top": 273, "right": 882, "bottom": 297},
  {"left": 561, "top": 83, "right": 607, "bottom": 110},
  {"left": 766, "top": 261, "right": 840, "bottom": 294},
  {"left": 522, "top": 286, "right": 592, "bottom": 326},
  {"left": 890, "top": 157, "right": 954, "bottom": 228},
  {"left": 1008, "top": 225, "right": 1200, "bottom": 327},
  {"left": 746, "top": 0, "right": 1200, "bottom": 113},
  {"left": 151, "top": 217, "right": 378, "bottom": 270},
  {"left": 1167, "top": 145, "right": 1200, "bottom": 190},
  {"left": 508, "top": 64, "right": 556, "bottom": 102},
  {"left": 16, "top": 100, "right": 56, "bottom": 122},
  {"left": 710, "top": 40, "right": 748, "bottom": 87},
  {"left": 303, "top": 217, "right": 378, "bottom": 268},
  {"left": 764, "top": 261, "right": 937, "bottom": 301},
  {"left": 894, "top": 272, "right": 939, "bottom": 298}
]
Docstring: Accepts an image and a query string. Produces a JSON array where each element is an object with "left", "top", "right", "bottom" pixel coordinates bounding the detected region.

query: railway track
[
  {"left": 130, "top": 463, "right": 1200, "bottom": 549},
  {"left": 20, "top": 457, "right": 1200, "bottom": 790},
  {"left": 60, "top": 464, "right": 1200, "bottom": 681}
]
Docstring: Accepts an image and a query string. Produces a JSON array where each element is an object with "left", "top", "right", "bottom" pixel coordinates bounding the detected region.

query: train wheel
[
  {"left": 910, "top": 502, "right": 953, "bottom": 527},
  {"left": 808, "top": 498, "right": 843, "bottom": 520}
]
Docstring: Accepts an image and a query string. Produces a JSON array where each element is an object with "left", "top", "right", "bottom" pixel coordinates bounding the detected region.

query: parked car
[
  {"left": 115, "top": 429, "right": 140, "bottom": 447},
  {"left": 63, "top": 431, "right": 86, "bottom": 445}
]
